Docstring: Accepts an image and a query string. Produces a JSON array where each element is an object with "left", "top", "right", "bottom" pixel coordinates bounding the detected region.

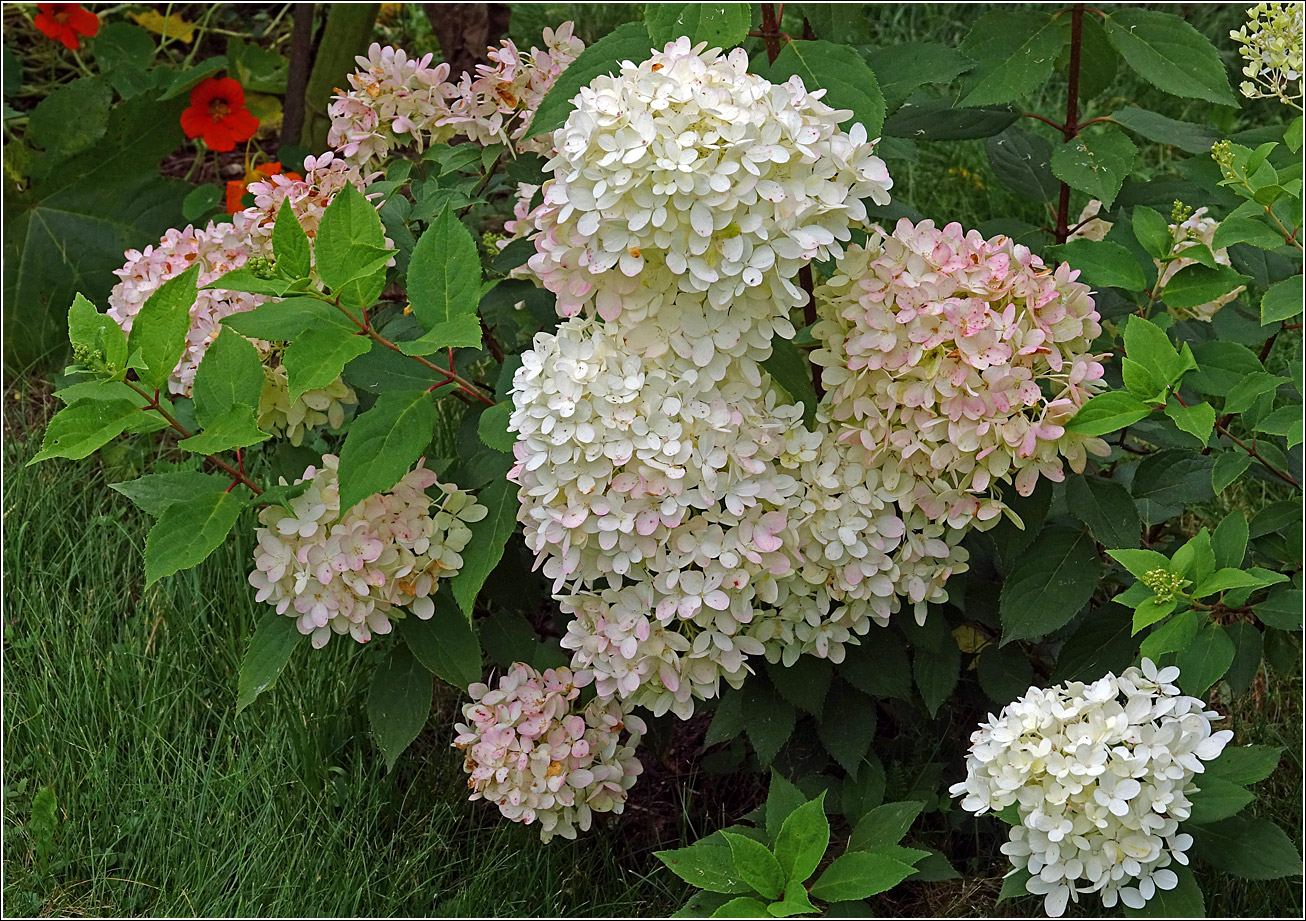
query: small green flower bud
[{"left": 1141, "top": 568, "right": 1186, "bottom": 603}]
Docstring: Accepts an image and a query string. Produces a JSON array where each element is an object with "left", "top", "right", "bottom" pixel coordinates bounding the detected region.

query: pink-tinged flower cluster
[
  {"left": 453, "top": 662, "right": 645, "bottom": 842},
  {"left": 249, "top": 455, "right": 486, "bottom": 647},
  {"left": 327, "top": 24, "right": 584, "bottom": 165},
  {"left": 451, "top": 23, "right": 585, "bottom": 153},
  {"left": 951, "top": 660, "right": 1233, "bottom": 917},
  {"left": 812, "top": 219, "right": 1111, "bottom": 530},
  {"left": 108, "top": 153, "right": 374, "bottom": 426},
  {"left": 521, "top": 37, "right": 893, "bottom": 381},
  {"left": 326, "top": 44, "right": 460, "bottom": 165}
]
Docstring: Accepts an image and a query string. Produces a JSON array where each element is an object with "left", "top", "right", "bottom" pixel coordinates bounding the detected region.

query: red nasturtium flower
[
  {"left": 225, "top": 161, "right": 302, "bottom": 214},
  {"left": 35, "top": 3, "right": 100, "bottom": 51},
  {"left": 181, "top": 77, "right": 260, "bottom": 152}
]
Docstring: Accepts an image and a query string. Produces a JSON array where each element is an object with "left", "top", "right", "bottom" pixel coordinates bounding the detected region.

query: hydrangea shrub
[{"left": 24, "top": 2, "right": 1303, "bottom": 915}]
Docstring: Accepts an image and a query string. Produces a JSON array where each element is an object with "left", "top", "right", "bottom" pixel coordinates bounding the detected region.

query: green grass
[{"left": 1, "top": 423, "right": 683, "bottom": 916}]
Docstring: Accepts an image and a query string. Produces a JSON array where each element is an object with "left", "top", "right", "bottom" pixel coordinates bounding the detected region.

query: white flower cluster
[
  {"left": 108, "top": 153, "right": 371, "bottom": 440},
  {"left": 950, "top": 660, "right": 1233, "bottom": 917},
  {"left": 1072, "top": 201, "right": 1245, "bottom": 321},
  {"left": 328, "top": 25, "right": 584, "bottom": 165},
  {"left": 523, "top": 37, "right": 892, "bottom": 381},
  {"left": 249, "top": 454, "right": 486, "bottom": 647},
  {"left": 454, "top": 662, "right": 645, "bottom": 842},
  {"left": 1231, "top": 2, "right": 1304, "bottom": 108}
]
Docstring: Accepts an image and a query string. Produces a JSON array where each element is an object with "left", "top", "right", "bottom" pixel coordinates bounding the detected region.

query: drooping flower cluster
[
  {"left": 950, "top": 660, "right": 1233, "bottom": 917},
  {"left": 812, "top": 219, "right": 1111, "bottom": 528},
  {"left": 453, "top": 662, "right": 645, "bottom": 842},
  {"left": 1231, "top": 2, "right": 1304, "bottom": 108},
  {"left": 327, "top": 25, "right": 584, "bottom": 165},
  {"left": 523, "top": 37, "right": 892, "bottom": 380},
  {"left": 108, "top": 152, "right": 371, "bottom": 437},
  {"left": 450, "top": 23, "right": 586, "bottom": 153},
  {"left": 1071, "top": 200, "right": 1245, "bottom": 321},
  {"left": 249, "top": 455, "right": 487, "bottom": 647}
]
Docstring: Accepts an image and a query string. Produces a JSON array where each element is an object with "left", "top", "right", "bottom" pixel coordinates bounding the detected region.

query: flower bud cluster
[
  {"left": 950, "top": 659, "right": 1233, "bottom": 916},
  {"left": 327, "top": 25, "right": 584, "bottom": 165},
  {"left": 1071, "top": 201, "right": 1245, "bottom": 322},
  {"left": 1231, "top": 2, "right": 1303, "bottom": 107},
  {"left": 453, "top": 662, "right": 645, "bottom": 842},
  {"left": 812, "top": 218, "right": 1111, "bottom": 528},
  {"left": 248, "top": 454, "right": 487, "bottom": 647}
]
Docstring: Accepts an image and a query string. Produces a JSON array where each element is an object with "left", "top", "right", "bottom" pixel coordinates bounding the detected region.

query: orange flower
[
  {"left": 225, "top": 162, "right": 302, "bottom": 214},
  {"left": 35, "top": 3, "right": 99, "bottom": 51},
  {"left": 180, "top": 77, "right": 260, "bottom": 152}
]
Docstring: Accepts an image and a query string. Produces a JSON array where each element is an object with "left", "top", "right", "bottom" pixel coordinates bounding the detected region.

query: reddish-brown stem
[
  {"left": 1053, "top": 4, "right": 1085, "bottom": 244},
  {"left": 1022, "top": 112, "right": 1065, "bottom": 132},
  {"left": 124, "top": 380, "right": 264, "bottom": 495},
  {"left": 1176, "top": 392, "right": 1301, "bottom": 489},
  {"left": 759, "top": 3, "right": 784, "bottom": 64}
]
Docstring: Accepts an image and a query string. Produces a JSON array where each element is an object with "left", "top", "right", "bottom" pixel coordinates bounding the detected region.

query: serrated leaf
[
  {"left": 848, "top": 801, "right": 925, "bottom": 852},
  {"left": 1103, "top": 8, "right": 1238, "bottom": 107},
  {"left": 449, "top": 474, "right": 518, "bottom": 617},
  {"left": 366, "top": 643, "right": 432, "bottom": 772},
  {"left": 1132, "top": 205, "right": 1173, "bottom": 260},
  {"left": 144, "top": 489, "right": 245, "bottom": 585},
  {"left": 314, "top": 183, "right": 389, "bottom": 293},
  {"left": 394, "top": 315, "right": 484, "bottom": 355},
  {"left": 809, "top": 850, "right": 918, "bottom": 902},
  {"left": 765, "top": 772, "right": 807, "bottom": 843},
  {"left": 1190, "top": 816, "right": 1303, "bottom": 879},
  {"left": 818, "top": 683, "right": 874, "bottom": 776},
  {"left": 913, "top": 640, "right": 960, "bottom": 717},
  {"left": 477, "top": 401, "right": 514, "bottom": 452},
  {"left": 1051, "top": 128, "right": 1137, "bottom": 210},
  {"left": 1122, "top": 865, "right": 1204, "bottom": 917},
  {"left": 336, "top": 390, "right": 437, "bottom": 514},
  {"left": 1213, "top": 451, "right": 1253, "bottom": 493},
  {"left": 1109, "top": 107, "right": 1220, "bottom": 155},
  {"left": 1066, "top": 391, "right": 1153, "bottom": 435},
  {"left": 236, "top": 613, "right": 301, "bottom": 712},
  {"left": 645, "top": 4, "right": 751, "bottom": 48},
  {"left": 192, "top": 328, "right": 264, "bottom": 427},
  {"left": 1175, "top": 623, "right": 1236, "bottom": 696},
  {"left": 529, "top": 23, "right": 654, "bottom": 139},
  {"left": 1262, "top": 276, "right": 1304, "bottom": 324},
  {"left": 283, "top": 325, "right": 371, "bottom": 403},
  {"left": 986, "top": 126, "right": 1058, "bottom": 202},
  {"left": 110, "top": 471, "right": 228, "bottom": 516},
  {"left": 177, "top": 404, "right": 269, "bottom": 454},
  {"left": 723, "top": 832, "right": 784, "bottom": 900},
  {"left": 863, "top": 43, "right": 975, "bottom": 111},
  {"left": 1164, "top": 399, "right": 1215, "bottom": 447},
  {"left": 959, "top": 10, "right": 1069, "bottom": 107},
  {"left": 30, "top": 399, "right": 165, "bottom": 463},
  {"left": 656, "top": 843, "right": 753, "bottom": 895},
  {"left": 1066, "top": 475, "right": 1141, "bottom": 549},
  {"left": 397, "top": 593, "right": 483, "bottom": 688},
  {"left": 761, "top": 40, "right": 886, "bottom": 140},
  {"left": 743, "top": 682, "right": 796, "bottom": 766},
  {"left": 1160, "top": 264, "right": 1250, "bottom": 312},
  {"left": 128, "top": 264, "right": 201, "bottom": 391},
  {"left": 272, "top": 198, "right": 311, "bottom": 279},
  {"left": 1000, "top": 526, "right": 1100, "bottom": 642},
  {"left": 408, "top": 206, "right": 483, "bottom": 337},
  {"left": 762, "top": 339, "right": 818, "bottom": 428},
  {"left": 220, "top": 296, "right": 353, "bottom": 340},
  {"left": 1052, "top": 238, "right": 1147, "bottom": 292},
  {"left": 773, "top": 794, "right": 830, "bottom": 885}
]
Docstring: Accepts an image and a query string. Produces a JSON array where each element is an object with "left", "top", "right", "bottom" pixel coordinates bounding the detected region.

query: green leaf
[
  {"left": 762, "top": 40, "right": 886, "bottom": 140},
  {"left": 1255, "top": 586, "right": 1302, "bottom": 630},
  {"left": 1131, "top": 450, "right": 1214, "bottom": 521},
  {"left": 1193, "top": 568, "right": 1270, "bottom": 598},
  {"left": 1103, "top": 8, "right": 1238, "bottom": 107},
  {"left": 743, "top": 682, "right": 796, "bottom": 766},
  {"left": 1161, "top": 264, "right": 1251, "bottom": 312},
  {"left": 767, "top": 880, "right": 817, "bottom": 917},
  {"left": 848, "top": 801, "right": 925, "bottom": 852},
  {"left": 192, "top": 328, "right": 264, "bottom": 427},
  {"left": 1175, "top": 623, "right": 1236, "bottom": 696},
  {"left": 986, "top": 126, "right": 1058, "bottom": 202},
  {"left": 1255, "top": 407, "right": 1304, "bottom": 447},
  {"left": 958, "top": 11, "right": 1068, "bottom": 107},
  {"left": 1262, "top": 276, "right": 1303, "bottom": 324},
  {"left": 1108, "top": 107, "right": 1220, "bottom": 155},
  {"left": 1131, "top": 597, "right": 1178, "bottom": 634},
  {"left": 1205, "top": 744, "right": 1281, "bottom": 787},
  {"left": 1108, "top": 548, "right": 1172, "bottom": 578},
  {"left": 882, "top": 97, "right": 1018, "bottom": 141},
  {"left": 272, "top": 198, "right": 311, "bottom": 279},
  {"left": 366, "top": 643, "right": 433, "bottom": 772},
  {"left": 1124, "top": 315, "right": 1190, "bottom": 388},
  {"left": 1066, "top": 475, "right": 1141, "bottom": 548},
  {"left": 656, "top": 843, "right": 753, "bottom": 895},
  {"left": 1213, "top": 452, "right": 1253, "bottom": 493},
  {"left": 529, "top": 22, "right": 654, "bottom": 139},
  {"left": 408, "top": 206, "right": 483, "bottom": 338},
  {"left": 1223, "top": 371, "right": 1285, "bottom": 413},
  {"left": 818, "top": 683, "right": 873, "bottom": 775},
  {"left": 1051, "top": 239, "right": 1147, "bottom": 291},
  {"left": 1172, "top": 528, "right": 1215, "bottom": 582},
  {"left": 27, "top": 75, "right": 112, "bottom": 159},
  {"left": 1000, "top": 526, "right": 1100, "bottom": 642},
  {"left": 449, "top": 474, "right": 518, "bottom": 617},
  {"left": 762, "top": 339, "right": 818, "bottom": 428},
  {"left": 713, "top": 897, "right": 771, "bottom": 917},
  {"left": 477, "top": 401, "right": 515, "bottom": 453},
  {"left": 1122, "top": 865, "right": 1204, "bottom": 917},
  {"left": 764, "top": 771, "right": 807, "bottom": 843},
  {"left": 203, "top": 268, "right": 293, "bottom": 297},
  {"left": 1188, "top": 340, "right": 1264, "bottom": 395},
  {"left": 841, "top": 634, "right": 912, "bottom": 700},
  {"left": 773, "top": 793, "right": 830, "bottom": 885},
  {"left": 674, "top": 891, "right": 732, "bottom": 918},
  {"left": 283, "top": 325, "right": 372, "bottom": 403},
  {"left": 127, "top": 264, "right": 201, "bottom": 391},
  {"left": 1051, "top": 128, "right": 1137, "bottom": 210},
  {"left": 144, "top": 489, "right": 246, "bottom": 586},
  {"left": 977, "top": 642, "right": 1035, "bottom": 704},
  {"left": 723, "top": 832, "right": 784, "bottom": 900},
  {"left": 809, "top": 851, "right": 918, "bottom": 902},
  {"left": 182, "top": 183, "right": 222, "bottom": 222},
  {"left": 1213, "top": 215, "right": 1288, "bottom": 251},
  {"left": 396, "top": 593, "right": 483, "bottom": 688},
  {"left": 67, "top": 292, "right": 128, "bottom": 369},
  {"left": 1065, "top": 391, "right": 1153, "bottom": 435},
  {"left": 314, "top": 183, "right": 389, "bottom": 293},
  {"left": 1140, "top": 609, "right": 1198, "bottom": 660},
  {"left": 220, "top": 296, "right": 352, "bottom": 340},
  {"left": 1190, "top": 816, "right": 1303, "bottom": 879},
  {"left": 110, "top": 471, "right": 229, "bottom": 516},
  {"left": 177, "top": 404, "right": 269, "bottom": 454},
  {"left": 236, "top": 613, "right": 301, "bottom": 712},
  {"left": 645, "top": 4, "right": 752, "bottom": 48},
  {"left": 30, "top": 399, "right": 164, "bottom": 463},
  {"left": 840, "top": 755, "right": 887, "bottom": 825},
  {"left": 1132, "top": 206, "right": 1173, "bottom": 260},
  {"left": 863, "top": 43, "right": 975, "bottom": 111},
  {"left": 335, "top": 390, "right": 436, "bottom": 515},
  {"left": 394, "top": 315, "right": 484, "bottom": 355},
  {"left": 1187, "top": 776, "right": 1256, "bottom": 825},
  {"left": 913, "top": 639, "right": 960, "bottom": 717},
  {"left": 997, "top": 867, "right": 1034, "bottom": 904},
  {"left": 1164, "top": 399, "right": 1215, "bottom": 447}
]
